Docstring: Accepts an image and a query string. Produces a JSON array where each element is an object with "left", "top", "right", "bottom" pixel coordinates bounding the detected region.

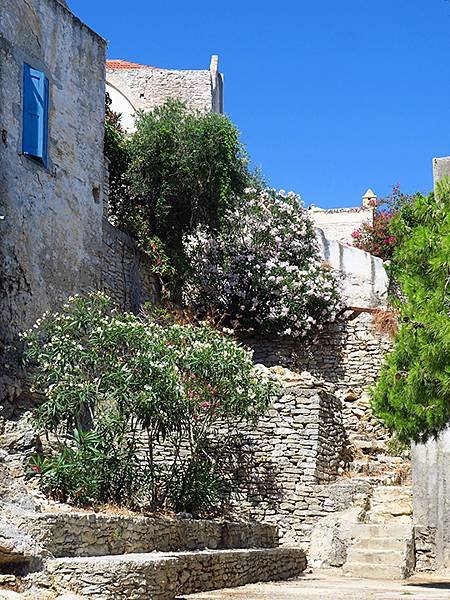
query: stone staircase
[
  {"left": 1, "top": 511, "right": 307, "bottom": 599},
  {"left": 343, "top": 485, "right": 414, "bottom": 580}
]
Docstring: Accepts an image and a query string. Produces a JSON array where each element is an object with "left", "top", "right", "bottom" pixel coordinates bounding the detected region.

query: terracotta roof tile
[{"left": 106, "top": 59, "right": 156, "bottom": 70}]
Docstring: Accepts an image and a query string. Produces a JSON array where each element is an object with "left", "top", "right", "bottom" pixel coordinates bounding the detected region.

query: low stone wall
[
  {"left": 240, "top": 477, "right": 372, "bottom": 546},
  {"left": 16, "top": 512, "right": 277, "bottom": 559},
  {"left": 45, "top": 547, "right": 307, "bottom": 600},
  {"left": 101, "top": 219, "right": 159, "bottom": 313}
]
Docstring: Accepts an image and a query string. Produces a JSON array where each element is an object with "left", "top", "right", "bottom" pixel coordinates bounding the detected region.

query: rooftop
[{"left": 106, "top": 59, "right": 155, "bottom": 70}]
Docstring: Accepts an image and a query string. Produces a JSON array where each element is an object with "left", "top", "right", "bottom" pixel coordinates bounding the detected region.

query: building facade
[
  {"left": 0, "top": 0, "right": 106, "bottom": 415},
  {"left": 106, "top": 55, "right": 224, "bottom": 132}
]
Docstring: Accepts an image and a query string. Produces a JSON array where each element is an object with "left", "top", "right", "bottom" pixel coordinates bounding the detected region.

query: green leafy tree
[
  {"left": 104, "top": 93, "right": 130, "bottom": 214},
  {"left": 117, "top": 100, "right": 251, "bottom": 271},
  {"left": 371, "top": 180, "right": 450, "bottom": 442}
]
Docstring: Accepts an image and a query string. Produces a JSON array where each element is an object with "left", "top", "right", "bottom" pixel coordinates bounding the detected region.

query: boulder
[{"left": 308, "top": 506, "right": 365, "bottom": 568}]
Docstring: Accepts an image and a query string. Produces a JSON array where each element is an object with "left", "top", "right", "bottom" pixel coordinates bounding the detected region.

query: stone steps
[
  {"left": 44, "top": 547, "right": 307, "bottom": 600},
  {"left": 368, "top": 485, "right": 413, "bottom": 523},
  {"left": 348, "top": 523, "right": 412, "bottom": 539},
  {"left": 342, "top": 561, "right": 407, "bottom": 580},
  {"left": 353, "top": 536, "right": 405, "bottom": 551},
  {"left": 344, "top": 522, "right": 414, "bottom": 580},
  {"left": 348, "top": 548, "right": 406, "bottom": 565}
]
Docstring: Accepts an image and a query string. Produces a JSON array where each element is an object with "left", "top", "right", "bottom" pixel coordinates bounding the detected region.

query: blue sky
[{"left": 70, "top": 0, "right": 450, "bottom": 208}]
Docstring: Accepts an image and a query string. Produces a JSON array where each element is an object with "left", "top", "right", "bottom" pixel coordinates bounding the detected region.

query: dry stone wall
[
  {"left": 223, "top": 368, "right": 374, "bottom": 544},
  {"left": 15, "top": 512, "right": 278, "bottom": 559},
  {"left": 243, "top": 313, "right": 392, "bottom": 441},
  {"left": 45, "top": 547, "right": 307, "bottom": 600},
  {"left": 102, "top": 219, "right": 159, "bottom": 313}
]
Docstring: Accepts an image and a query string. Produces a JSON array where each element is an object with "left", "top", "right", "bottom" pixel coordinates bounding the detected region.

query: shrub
[
  {"left": 23, "top": 293, "right": 273, "bottom": 513},
  {"left": 352, "top": 185, "right": 415, "bottom": 260},
  {"left": 111, "top": 100, "right": 251, "bottom": 274},
  {"left": 104, "top": 93, "right": 130, "bottom": 218},
  {"left": 182, "top": 188, "right": 340, "bottom": 338},
  {"left": 371, "top": 181, "right": 450, "bottom": 443}
]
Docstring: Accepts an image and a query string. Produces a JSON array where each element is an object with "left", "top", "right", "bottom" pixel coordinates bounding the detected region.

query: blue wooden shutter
[{"left": 23, "top": 64, "right": 49, "bottom": 164}]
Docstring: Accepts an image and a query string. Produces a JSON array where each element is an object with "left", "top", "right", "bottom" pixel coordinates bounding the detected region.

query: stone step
[
  {"left": 347, "top": 548, "right": 405, "bottom": 565},
  {"left": 369, "top": 485, "right": 413, "bottom": 523},
  {"left": 15, "top": 512, "right": 278, "bottom": 559},
  {"left": 350, "top": 438, "right": 389, "bottom": 455},
  {"left": 342, "top": 561, "right": 406, "bottom": 580},
  {"left": 45, "top": 547, "right": 307, "bottom": 600},
  {"left": 371, "top": 485, "right": 412, "bottom": 500},
  {"left": 353, "top": 536, "right": 406, "bottom": 551},
  {"left": 348, "top": 523, "right": 412, "bottom": 539}
]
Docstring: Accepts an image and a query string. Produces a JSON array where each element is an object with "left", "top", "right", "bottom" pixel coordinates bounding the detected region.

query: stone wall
[
  {"left": 0, "top": 0, "right": 106, "bottom": 416},
  {"left": 243, "top": 313, "right": 392, "bottom": 441},
  {"left": 102, "top": 219, "right": 159, "bottom": 313},
  {"left": 412, "top": 432, "right": 450, "bottom": 571},
  {"left": 45, "top": 547, "right": 307, "bottom": 600},
  {"left": 106, "top": 55, "right": 223, "bottom": 133},
  {"left": 224, "top": 368, "right": 371, "bottom": 544},
  {"left": 16, "top": 512, "right": 278, "bottom": 558}
]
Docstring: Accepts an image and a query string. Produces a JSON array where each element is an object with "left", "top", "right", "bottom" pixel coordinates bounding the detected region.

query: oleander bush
[
  {"left": 183, "top": 187, "right": 341, "bottom": 338},
  {"left": 24, "top": 293, "right": 273, "bottom": 513}
]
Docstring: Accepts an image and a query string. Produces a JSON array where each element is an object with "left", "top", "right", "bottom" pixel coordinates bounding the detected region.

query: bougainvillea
[
  {"left": 351, "top": 185, "right": 415, "bottom": 261},
  {"left": 183, "top": 188, "right": 340, "bottom": 338}
]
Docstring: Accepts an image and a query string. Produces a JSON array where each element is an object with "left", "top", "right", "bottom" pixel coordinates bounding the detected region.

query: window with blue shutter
[{"left": 22, "top": 64, "right": 49, "bottom": 166}]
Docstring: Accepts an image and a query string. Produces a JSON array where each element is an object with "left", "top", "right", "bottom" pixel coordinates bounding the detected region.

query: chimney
[{"left": 362, "top": 188, "right": 377, "bottom": 208}]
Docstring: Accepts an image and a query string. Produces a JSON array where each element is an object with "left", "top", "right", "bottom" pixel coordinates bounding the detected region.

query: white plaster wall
[
  {"left": 106, "top": 82, "right": 137, "bottom": 132},
  {"left": 310, "top": 207, "right": 373, "bottom": 245},
  {"left": 316, "top": 229, "right": 389, "bottom": 308}
]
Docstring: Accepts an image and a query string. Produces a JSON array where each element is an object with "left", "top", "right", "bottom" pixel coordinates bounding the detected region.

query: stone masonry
[
  {"left": 102, "top": 219, "right": 159, "bottom": 313},
  {"left": 0, "top": 0, "right": 106, "bottom": 418},
  {"left": 106, "top": 55, "right": 224, "bottom": 132},
  {"left": 244, "top": 313, "right": 392, "bottom": 442}
]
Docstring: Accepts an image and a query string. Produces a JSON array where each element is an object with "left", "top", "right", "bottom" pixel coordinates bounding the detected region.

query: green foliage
[
  {"left": 104, "top": 94, "right": 130, "bottom": 214},
  {"left": 371, "top": 180, "right": 450, "bottom": 443},
  {"left": 112, "top": 100, "right": 251, "bottom": 273},
  {"left": 23, "top": 293, "right": 273, "bottom": 513}
]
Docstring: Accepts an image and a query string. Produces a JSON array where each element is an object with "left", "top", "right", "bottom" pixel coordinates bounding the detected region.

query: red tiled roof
[{"left": 106, "top": 59, "right": 155, "bottom": 70}]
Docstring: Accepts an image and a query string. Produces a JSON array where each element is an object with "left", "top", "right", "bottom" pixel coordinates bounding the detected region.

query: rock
[
  {"left": 0, "top": 592, "right": 21, "bottom": 599},
  {"left": 308, "top": 506, "right": 365, "bottom": 568},
  {"left": 0, "top": 517, "right": 40, "bottom": 568}
]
